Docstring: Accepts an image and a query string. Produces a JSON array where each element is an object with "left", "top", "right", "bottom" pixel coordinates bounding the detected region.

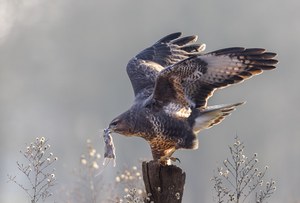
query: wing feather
[
  {"left": 156, "top": 32, "right": 182, "bottom": 43},
  {"left": 171, "top": 35, "right": 198, "bottom": 46},
  {"left": 126, "top": 33, "right": 205, "bottom": 97},
  {"left": 149, "top": 47, "right": 277, "bottom": 109},
  {"left": 186, "top": 48, "right": 277, "bottom": 107}
]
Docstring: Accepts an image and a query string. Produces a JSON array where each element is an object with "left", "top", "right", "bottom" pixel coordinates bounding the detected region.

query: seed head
[
  {"left": 92, "top": 161, "right": 99, "bottom": 169},
  {"left": 115, "top": 176, "right": 121, "bottom": 182},
  {"left": 89, "top": 149, "right": 96, "bottom": 157},
  {"left": 81, "top": 158, "right": 87, "bottom": 165},
  {"left": 40, "top": 137, "right": 45, "bottom": 143}
]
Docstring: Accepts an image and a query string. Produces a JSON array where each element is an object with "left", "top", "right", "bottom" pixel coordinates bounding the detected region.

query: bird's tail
[{"left": 192, "top": 102, "right": 245, "bottom": 133}]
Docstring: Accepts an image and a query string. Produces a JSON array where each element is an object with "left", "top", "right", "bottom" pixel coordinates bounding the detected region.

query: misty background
[{"left": 0, "top": 0, "right": 299, "bottom": 202}]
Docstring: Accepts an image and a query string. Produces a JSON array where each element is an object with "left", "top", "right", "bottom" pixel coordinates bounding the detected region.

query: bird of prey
[{"left": 107, "top": 32, "right": 277, "bottom": 164}]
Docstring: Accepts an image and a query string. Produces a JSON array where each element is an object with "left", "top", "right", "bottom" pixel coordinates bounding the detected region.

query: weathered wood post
[{"left": 142, "top": 160, "right": 186, "bottom": 203}]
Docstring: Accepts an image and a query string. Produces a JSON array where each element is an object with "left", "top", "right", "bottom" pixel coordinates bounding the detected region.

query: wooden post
[{"left": 142, "top": 160, "right": 186, "bottom": 203}]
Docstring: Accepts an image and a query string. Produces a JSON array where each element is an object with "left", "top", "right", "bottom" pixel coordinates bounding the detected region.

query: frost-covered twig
[
  {"left": 8, "top": 137, "right": 58, "bottom": 203},
  {"left": 212, "top": 136, "right": 276, "bottom": 203}
]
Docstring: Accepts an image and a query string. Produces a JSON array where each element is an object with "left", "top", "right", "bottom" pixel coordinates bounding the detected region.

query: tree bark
[{"left": 142, "top": 161, "right": 186, "bottom": 203}]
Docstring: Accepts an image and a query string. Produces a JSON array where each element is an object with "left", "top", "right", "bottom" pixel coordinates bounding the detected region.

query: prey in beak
[{"left": 102, "top": 128, "right": 116, "bottom": 166}]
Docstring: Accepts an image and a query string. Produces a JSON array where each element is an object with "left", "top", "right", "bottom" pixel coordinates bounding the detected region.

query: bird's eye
[{"left": 110, "top": 119, "right": 119, "bottom": 127}]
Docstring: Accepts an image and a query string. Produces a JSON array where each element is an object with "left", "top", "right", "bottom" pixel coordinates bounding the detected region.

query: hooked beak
[
  {"left": 108, "top": 116, "right": 133, "bottom": 136},
  {"left": 108, "top": 118, "right": 119, "bottom": 132}
]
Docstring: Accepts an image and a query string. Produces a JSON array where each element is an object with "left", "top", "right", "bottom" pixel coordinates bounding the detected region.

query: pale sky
[{"left": 1, "top": 0, "right": 299, "bottom": 202}]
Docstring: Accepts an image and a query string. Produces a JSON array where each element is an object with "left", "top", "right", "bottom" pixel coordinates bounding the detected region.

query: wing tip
[
  {"left": 171, "top": 35, "right": 199, "bottom": 46},
  {"left": 157, "top": 32, "right": 182, "bottom": 43}
]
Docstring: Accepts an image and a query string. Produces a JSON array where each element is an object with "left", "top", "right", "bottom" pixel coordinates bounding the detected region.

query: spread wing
[
  {"left": 126, "top": 32, "right": 206, "bottom": 97},
  {"left": 150, "top": 47, "right": 277, "bottom": 111}
]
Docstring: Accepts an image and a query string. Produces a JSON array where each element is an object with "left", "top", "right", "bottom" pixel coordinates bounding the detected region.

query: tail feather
[{"left": 192, "top": 102, "right": 244, "bottom": 133}]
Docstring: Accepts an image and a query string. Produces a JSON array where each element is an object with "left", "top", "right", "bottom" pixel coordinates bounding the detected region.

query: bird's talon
[
  {"left": 158, "top": 157, "right": 180, "bottom": 165},
  {"left": 170, "top": 157, "right": 181, "bottom": 163}
]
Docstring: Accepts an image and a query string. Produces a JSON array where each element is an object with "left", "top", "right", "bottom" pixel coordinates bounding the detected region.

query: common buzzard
[{"left": 107, "top": 32, "right": 277, "bottom": 163}]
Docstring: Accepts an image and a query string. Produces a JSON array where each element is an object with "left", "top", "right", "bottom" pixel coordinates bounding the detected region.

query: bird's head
[{"left": 108, "top": 111, "right": 135, "bottom": 136}]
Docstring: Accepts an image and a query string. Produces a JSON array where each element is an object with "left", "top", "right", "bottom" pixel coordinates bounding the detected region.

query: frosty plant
[
  {"left": 65, "top": 139, "right": 103, "bottom": 203},
  {"left": 114, "top": 165, "right": 146, "bottom": 203},
  {"left": 212, "top": 136, "right": 276, "bottom": 203},
  {"left": 8, "top": 137, "right": 58, "bottom": 203}
]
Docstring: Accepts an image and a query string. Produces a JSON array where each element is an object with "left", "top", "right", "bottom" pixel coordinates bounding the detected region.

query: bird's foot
[
  {"left": 158, "top": 156, "right": 181, "bottom": 165},
  {"left": 169, "top": 156, "right": 181, "bottom": 163}
]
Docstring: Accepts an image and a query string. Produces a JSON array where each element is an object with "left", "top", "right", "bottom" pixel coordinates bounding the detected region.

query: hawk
[{"left": 107, "top": 32, "right": 277, "bottom": 163}]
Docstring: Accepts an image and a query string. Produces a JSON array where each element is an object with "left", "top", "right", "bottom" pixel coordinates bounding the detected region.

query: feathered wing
[
  {"left": 192, "top": 102, "right": 244, "bottom": 133},
  {"left": 185, "top": 48, "right": 277, "bottom": 108},
  {"left": 150, "top": 47, "right": 277, "bottom": 110},
  {"left": 126, "top": 32, "right": 206, "bottom": 97}
]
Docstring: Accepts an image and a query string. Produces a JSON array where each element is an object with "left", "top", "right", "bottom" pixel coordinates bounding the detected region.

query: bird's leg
[
  {"left": 150, "top": 143, "right": 180, "bottom": 165},
  {"left": 158, "top": 155, "right": 180, "bottom": 165},
  {"left": 157, "top": 147, "right": 180, "bottom": 165}
]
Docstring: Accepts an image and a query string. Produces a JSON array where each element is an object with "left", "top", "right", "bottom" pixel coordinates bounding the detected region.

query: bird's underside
[{"left": 107, "top": 32, "right": 277, "bottom": 164}]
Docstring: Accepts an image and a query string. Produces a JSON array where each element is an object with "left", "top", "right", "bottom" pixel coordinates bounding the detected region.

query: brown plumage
[{"left": 107, "top": 32, "right": 277, "bottom": 163}]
